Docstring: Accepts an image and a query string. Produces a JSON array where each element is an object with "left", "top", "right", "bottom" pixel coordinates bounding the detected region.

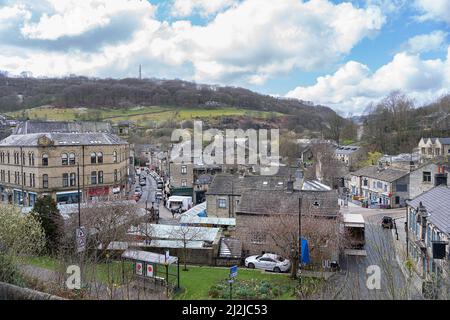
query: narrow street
[
  {"left": 333, "top": 203, "right": 423, "bottom": 299},
  {"left": 134, "top": 169, "right": 178, "bottom": 224}
]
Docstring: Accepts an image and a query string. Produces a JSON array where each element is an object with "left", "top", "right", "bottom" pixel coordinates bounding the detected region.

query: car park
[{"left": 244, "top": 253, "right": 291, "bottom": 273}]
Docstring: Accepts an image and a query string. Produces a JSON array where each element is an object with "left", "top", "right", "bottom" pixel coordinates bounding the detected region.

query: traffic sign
[
  {"left": 146, "top": 264, "right": 154, "bottom": 277},
  {"left": 76, "top": 226, "right": 87, "bottom": 253},
  {"left": 230, "top": 265, "right": 238, "bottom": 278},
  {"left": 136, "top": 262, "right": 143, "bottom": 276}
]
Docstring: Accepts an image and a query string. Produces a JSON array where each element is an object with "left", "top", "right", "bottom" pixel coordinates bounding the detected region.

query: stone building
[
  {"left": 0, "top": 123, "right": 131, "bottom": 206},
  {"left": 409, "top": 160, "right": 449, "bottom": 199},
  {"left": 206, "top": 170, "right": 303, "bottom": 218},
  {"left": 349, "top": 165, "right": 410, "bottom": 208},
  {"left": 406, "top": 186, "right": 449, "bottom": 298},
  {"left": 235, "top": 188, "right": 339, "bottom": 264},
  {"left": 418, "top": 137, "right": 450, "bottom": 162}
]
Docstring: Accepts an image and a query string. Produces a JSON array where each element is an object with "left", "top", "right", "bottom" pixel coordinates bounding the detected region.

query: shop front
[
  {"left": 88, "top": 186, "right": 110, "bottom": 200},
  {"left": 56, "top": 190, "right": 80, "bottom": 204}
]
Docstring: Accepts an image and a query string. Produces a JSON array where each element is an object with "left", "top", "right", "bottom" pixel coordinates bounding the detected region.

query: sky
[{"left": 0, "top": 0, "right": 449, "bottom": 115}]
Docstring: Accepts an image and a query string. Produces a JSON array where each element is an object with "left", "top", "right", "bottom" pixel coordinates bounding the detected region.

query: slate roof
[
  {"left": 351, "top": 166, "right": 409, "bottom": 182},
  {"left": 334, "top": 146, "right": 361, "bottom": 155},
  {"left": 14, "top": 120, "right": 112, "bottom": 134},
  {"left": 407, "top": 186, "right": 450, "bottom": 234},
  {"left": 207, "top": 174, "right": 290, "bottom": 195},
  {"left": 236, "top": 189, "right": 339, "bottom": 217},
  {"left": 0, "top": 132, "right": 128, "bottom": 147}
]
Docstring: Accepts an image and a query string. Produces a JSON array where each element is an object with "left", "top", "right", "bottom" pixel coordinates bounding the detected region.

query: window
[
  {"left": 61, "top": 153, "right": 68, "bottom": 165},
  {"left": 32, "top": 173, "right": 35, "bottom": 187},
  {"left": 423, "top": 171, "right": 431, "bottom": 183},
  {"left": 42, "top": 154, "right": 48, "bottom": 166},
  {"left": 181, "top": 165, "right": 187, "bottom": 174},
  {"left": 22, "top": 152, "right": 25, "bottom": 165},
  {"left": 28, "top": 153, "right": 32, "bottom": 166},
  {"left": 421, "top": 147, "right": 426, "bottom": 154},
  {"left": 181, "top": 179, "right": 187, "bottom": 187},
  {"left": 29, "top": 173, "right": 32, "bottom": 187},
  {"left": 218, "top": 198, "right": 227, "bottom": 208},
  {"left": 98, "top": 171, "right": 103, "bottom": 184},
  {"left": 69, "top": 153, "right": 76, "bottom": 165},
  {"left": 396, "top": 184, "right": 407, "bottom": 192},
  {"left": 435, "top": 149, "right": 440, "bottom": 156},
  {"left": 91, "top": 171, "right": 97, "bottom": 184},
  {"left": 363, "top": 179, "right": 368, "bottom": 186},
  {"left": 97, "top": 152, "right": 103, "bottom": 164},
  {"left": 62, "top": 173, "right": 69, "bottom": 187},
  {"left": 428, "top": 147, "right": 433, "bottom": 155},
  {"left": 6, "top": 152, "right": 9, "bottom": 164},
  {"left": 113, "top": 151, "right": 117, "bottom": 163},
  {"left": 43, "top": 174, "right": 48, "bottom": 188},
  {"left": 114, "top": 169, "right": 118, "bottom": 182},
  {"left": 377, "top": 181, "right": 383, "bottom": 189},
  {"left": 91, "top": 153, "right": 97, "bottom": 164},
  {"left": 70, "top": 173, "right": 76, "bottom": 186}
]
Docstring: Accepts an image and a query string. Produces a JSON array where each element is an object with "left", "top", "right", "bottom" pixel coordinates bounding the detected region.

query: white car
[{"left": 244, "top": 253, "right": 291, "bottom": 273}]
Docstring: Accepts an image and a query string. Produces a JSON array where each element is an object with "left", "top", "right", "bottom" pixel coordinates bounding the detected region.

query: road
[
  {"left": 133, "top": 169, "right": 177, "bottom": 223},
  {"left": 333, "top": 203, "right": 422, "bottom": 299}
]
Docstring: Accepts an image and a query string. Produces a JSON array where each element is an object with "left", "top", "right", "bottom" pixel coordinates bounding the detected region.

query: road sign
[
  {"left": 76, "top": 226, "right": 87, "bottom": 253},
  {"left": 165, "top": 250, "right": 170, "bottom": 263},
  {"left": 146, "top": 264, "right": 154, "bottom": 277},
  {"left": 136, "top": 262, "right": 143, "bottom": 276},
  {"left": 230, "top": 265, "right": 238, "bottom": 278}
]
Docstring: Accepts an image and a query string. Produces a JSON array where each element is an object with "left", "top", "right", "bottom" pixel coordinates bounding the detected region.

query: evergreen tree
[{"left": 31, "top": 196, "right": 63, "bottom": 255}]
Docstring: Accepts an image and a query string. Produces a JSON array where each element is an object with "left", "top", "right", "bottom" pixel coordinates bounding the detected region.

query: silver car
[{"left": 244, "top": 253, "right": 291, "bottom": 273}]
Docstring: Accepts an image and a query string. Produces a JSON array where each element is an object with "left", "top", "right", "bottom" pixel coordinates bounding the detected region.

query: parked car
[
  {"left": 244, "top": 253, "right": 291, "bottom": 273},
  {"left": 155, "top": 191, "right": 163, "bottom": 200},
  {"left": 381, "top": 216, "right": 394, "bottom": 229},
  {"left": 140, "top": 180, "right": 146, "bottom": 186}
]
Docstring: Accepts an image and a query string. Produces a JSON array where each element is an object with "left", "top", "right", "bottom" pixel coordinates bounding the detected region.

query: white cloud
[
  {"left": 20, "top": 0, "right": 155, "bottom": 40},
  {"left": 403, "top": 30, "right": 448, "bottom": 54},
  {"left": 286, "top": 47, "right": 450, "bottom": 115},
  {"left": 415, "top": 0, "right": 450, "bottom": 24},
  {"left": 0, "top": 0, "right": 386, "bottom": 86},
  {"left": 171, "top": 0, "right": 237, "bottom": 17}
]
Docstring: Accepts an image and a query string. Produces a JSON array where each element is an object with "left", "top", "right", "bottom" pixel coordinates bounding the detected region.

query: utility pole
[{"left": 298, "top": 196, "right": 302, "bottom": 284}]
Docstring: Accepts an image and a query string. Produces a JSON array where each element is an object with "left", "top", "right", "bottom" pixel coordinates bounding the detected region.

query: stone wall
[{"left": 0, "top": 281, "right": 65, "bottom": 300}]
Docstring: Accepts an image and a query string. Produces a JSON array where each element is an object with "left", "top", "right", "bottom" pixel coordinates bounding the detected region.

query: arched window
[
  {"left": 43, "top": 174, "right": 49, "bottom": 188},
  {"left": 97, "top": 152, "right": 103, "bottom": 164},
  {"left": 61, "top": 153, "right": 68, "bottom": 166},
  {"left": 42, "top": 154, "right": 48, "bottom": 166},
  {"left": 113, "top": 151, "right": 117, "bottom": 163},
  {"left": 69, "top": 153, "right": 76, "bottom": 165},
  {"left": 91, "top": 153, "right": 97, "bottom": 164}
]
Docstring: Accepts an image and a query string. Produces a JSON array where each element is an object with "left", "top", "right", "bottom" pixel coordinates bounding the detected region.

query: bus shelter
[{"left": 121, "top": 249, "right": 180, "bottom": 295}]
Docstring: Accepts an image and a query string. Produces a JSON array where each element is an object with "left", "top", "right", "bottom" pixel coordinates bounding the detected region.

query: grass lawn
[
  {"left": 173, "top": 265, "right": 297, "bottom": 300},
  {"left": 23, "top": 256, "right": 298, "bottom": 300},
  {"left": 7, "top": 106, "right": 282, "bottom": 124},
  {"left": 22, "top": 255, "right": 133, "bottom": 284}
]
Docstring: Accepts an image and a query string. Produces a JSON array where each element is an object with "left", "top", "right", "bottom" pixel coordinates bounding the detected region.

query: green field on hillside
[{"left": 7, "top": 106, "right": 282, "bottom": 124}]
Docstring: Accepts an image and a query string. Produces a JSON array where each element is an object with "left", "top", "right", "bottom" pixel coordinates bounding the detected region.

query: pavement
[{"left": 333, "top": 203, "right": 423, "bottom": 299}]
